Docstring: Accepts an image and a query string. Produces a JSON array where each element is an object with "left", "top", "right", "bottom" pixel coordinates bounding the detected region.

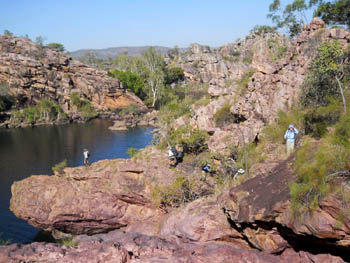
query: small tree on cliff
[{"left": 301, "top": 41, "right": 350, "bottom": 113}]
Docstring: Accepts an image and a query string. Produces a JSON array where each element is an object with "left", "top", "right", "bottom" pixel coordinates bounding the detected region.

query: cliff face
[
  {"left": 0, "top": 35, "right": 147, "bottom": 125},
  {"left": 174, "top": 18, "right": 350, "bottom": 151}
]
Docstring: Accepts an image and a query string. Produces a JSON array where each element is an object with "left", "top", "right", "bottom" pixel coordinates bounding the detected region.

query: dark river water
[{"left": 0, "top": 119, "right": 154, "bottom": 244}]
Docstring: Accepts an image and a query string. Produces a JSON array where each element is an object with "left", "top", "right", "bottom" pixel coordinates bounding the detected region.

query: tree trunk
[{"left": 335, "top": 75, "right": 346, "bottom": 114}]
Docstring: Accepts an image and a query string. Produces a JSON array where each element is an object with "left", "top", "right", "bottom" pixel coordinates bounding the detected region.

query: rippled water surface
[{"left": 0, "top": 119, "right": 154, "bottom": 243}]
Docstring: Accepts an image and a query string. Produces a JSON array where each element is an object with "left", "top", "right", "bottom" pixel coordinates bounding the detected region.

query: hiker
[
  {"left": 284, "top": 124, "right": 299, "bottom": 155},
  {"left": 201, "top": 164, "right": 211, "bottom": 181},
  {"left": 168, "top": 146, "right": 177, "bottom": 167},
  {"left": 83, "top": 148, "right": 90, "bottom": 165}
]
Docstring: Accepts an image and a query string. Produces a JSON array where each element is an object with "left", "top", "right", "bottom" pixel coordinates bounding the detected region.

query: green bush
[
  {"left": 333, "top": 114, "right": 350, "bottom": 148},
  {"left": 213, "top": 101, "right": 234, "bottom": 127},
  {"left": 10, "top": 99, "right": 66, "bottom": 123},
  {"left": 70, "top": 92, "right": 81, "bottom": 107},
  {"left": 236, "top": 70, "right": 256, "bottom": 96},
  {"left": 290, "top": 136, "right": 350, "bottom": 216},
  {"left": 164, "top": 67, "right": 184, "bottom": 85},
  {"left": 127, "top": 147, "right": 138, "bottom": 158},
  {"left": 52, "top": 159, "right": 67, "bottom": 174},
  {"left": 151, "top": 175, "right": 196, "bottom": 208},
  {"left": 120, "top": 104, "right": 141, "bottom": 116},
  {"left": 80, "top": 102, "right": 98, "bottom": 119},
  {"left": 168, "top": 126, "right": 209, "bottom": 154},
  {"left": 108, "top": 69, "right": 146, "bottom": 99},
  {"left": 70, "top": 93, "right": 97, "bottom": 119},
  {"left": 0, "top": 82, "right": 15, "bottom": 111},
  {"left": 262, "top": 109, "right": 304, "bottom": 143},
  {"left": 59, "top": 237, "right": 78, "bottom": 248}
]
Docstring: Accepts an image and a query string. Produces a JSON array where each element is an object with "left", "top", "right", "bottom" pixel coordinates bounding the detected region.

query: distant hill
[{"left": 70, "top": 46, "right": 176, "bottom": 60}]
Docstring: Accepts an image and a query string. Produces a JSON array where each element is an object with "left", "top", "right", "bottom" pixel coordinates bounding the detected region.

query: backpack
[{"left": 171, "top": 146, "right": 178, "bottom": 156}]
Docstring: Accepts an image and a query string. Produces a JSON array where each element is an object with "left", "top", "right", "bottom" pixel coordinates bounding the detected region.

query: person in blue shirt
[{"left": 284, "top": 124, "right": 299, "bottom": 155}]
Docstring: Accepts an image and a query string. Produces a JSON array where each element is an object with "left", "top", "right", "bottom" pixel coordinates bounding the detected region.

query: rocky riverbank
[
  {"left": 3, "top": 146, "right": 347, "bottom": 262},
  {"left": 0, "top": 35, "right": 147, "bottom": 129}
]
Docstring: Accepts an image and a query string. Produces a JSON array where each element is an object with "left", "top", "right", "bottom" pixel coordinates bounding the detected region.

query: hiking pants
[{"left": 286, "top": 140, "right": 295, "bottom": 155}]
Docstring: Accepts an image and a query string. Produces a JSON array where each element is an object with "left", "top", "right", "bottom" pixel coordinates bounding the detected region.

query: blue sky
[{"left": 1, "top": 0, "right": 294, "bottom": 51}]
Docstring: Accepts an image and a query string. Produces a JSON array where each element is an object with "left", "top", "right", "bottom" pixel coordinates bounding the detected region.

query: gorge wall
[
  {"left": 173, "top": 18, "right": 350, "bottom": 150},
  {"left": 0, "top": 35, "right": 147, "bottom": 127}
]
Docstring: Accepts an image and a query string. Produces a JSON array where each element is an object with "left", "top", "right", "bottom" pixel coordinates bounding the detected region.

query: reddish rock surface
[
  {"left": 10, "top": 147, "right": 172, "bottom": 235},
  {"left": 0, "top": 35, "right": 147, "bottom": 126}
]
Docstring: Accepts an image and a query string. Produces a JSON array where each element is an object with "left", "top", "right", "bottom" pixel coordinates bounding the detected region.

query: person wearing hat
[{"left": 284, "top": 124, "right": 299, "bottom": 155}]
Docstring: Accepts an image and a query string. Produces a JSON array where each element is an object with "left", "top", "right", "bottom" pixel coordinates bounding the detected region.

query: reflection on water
[{"left": 0, "top": 119, "right": 154, "bottom": 244}]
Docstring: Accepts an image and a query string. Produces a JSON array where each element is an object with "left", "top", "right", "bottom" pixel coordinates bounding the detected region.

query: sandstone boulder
[{"left": 10, "top": 147, "right": 173, "bottom": 235}]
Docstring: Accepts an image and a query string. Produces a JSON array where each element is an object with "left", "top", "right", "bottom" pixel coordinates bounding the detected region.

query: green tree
[
  {"left": 164, "top": 67, "right": 185, "bottom": 85},
  {"left": 35, "top": 36, "right": 46, "bottom": 46},
  {"left": 109, "top": 69, "right": 146, "bottom": 99},
  {"left": 47, "top": 42, "right": 65, "bottom": 52},
  {"left": 301, "top": 41, "right": 350, "bottom": 113},
  {"left": 141, "top": 47, "right": 166, "bottom": 108},
  {"left": 250, "top": 25, "right": 277, "bottom": 35},
  {"left": 3, "top": 29, "right": 13, "bottom": 36},
  {"left": 167, "top": 46, "right": 180, "bottom": 59},
  {"left": 267, "top": 0, "right": 320, "bottom": 36},
  {"left": 315, "top": 0, "right": 350, "bottom": 29}
]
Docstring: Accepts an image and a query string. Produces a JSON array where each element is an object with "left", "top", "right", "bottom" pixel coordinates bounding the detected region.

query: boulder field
[{"left": 4, "top": 146, "right": 348, "bottom": 262}]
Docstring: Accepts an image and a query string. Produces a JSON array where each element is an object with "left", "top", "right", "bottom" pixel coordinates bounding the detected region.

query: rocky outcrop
[
  {"left": 174, "top": 18, "right": 350, "bottom": 151},
  {"left": 6, "top": 145, "right": 348, "bottom": 262},
  {"left": 0, "top": 230, "right": 344, "bottom": 263},
  {"left": 221, "top": 156, "right": 350, "bottom": 261},
  {"left": 0, "top": 241, "right": 130, "bottom": 263},
  {"left": 0, "top": 35, "right": 147, "bottom": 126},
  {"left": 10, "top": 147, "right": 172, "bottom": 235},
  {"left": 108, "top": 110, "right": 158, "bottom": 131}
]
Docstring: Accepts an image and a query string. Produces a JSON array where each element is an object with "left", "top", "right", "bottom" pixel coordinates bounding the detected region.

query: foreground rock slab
[
  {"left": 10, "top": 147, "right": 173, "bottom": 235},
  {"left": 0, "top": 231, "right": 343, "bottom": 263}
]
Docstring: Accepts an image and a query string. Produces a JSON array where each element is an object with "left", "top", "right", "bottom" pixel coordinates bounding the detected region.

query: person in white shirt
[
  {"left": 284, "top": 124, "right": 299, "bottom": 155},
  {"left": 83, "top": 148, "right": 90, "bottom": 165}
]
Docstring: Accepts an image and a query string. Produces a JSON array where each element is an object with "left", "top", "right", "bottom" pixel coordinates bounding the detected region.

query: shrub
[
  {"left": 236, "top": 70, "right": 256, "bottom": 96},
  {"left": 250, "top": 25, "right": 276, "bottom": 35},
  {"left": 333, "top": 114, "right": 350, "bottom": 148},
  {"left": 46, "top": 42, "right": 65, "bottom": 52},
  {"left": 242, "top": 50, "right": 254, "bottom": 64},
  {"left": 164, "top": 67, "right": 184, "bottom": 85},
  {"left": 168, "top": 126, "right": 209, "bottom": 154},
  {"left": 52, "top": 159, "right": 67, "bottom": 174},
  {"left": 290, "top": 137, "right": 350, "bottom": 217},
  {"left": 262, "top": 109, "right": 304, "bottom": 143},
  {"left": 127, "top": 147, "right": 138, "bottom": 158},
  {"left": 151, "top": 175, "right": 196, "bottom": 208},
  {"left": 70, "top": 93, "right": 97, "bottom": 119},
  {"left": 213, "top": 101, "right": 234, "bottom": 127},
  {"left": 80, "top": 102, "right": 98, "bottom": 119},
  {"left": 290, "top": 140, "right": 330, "bottom": 215},
  {"left": 70, "top": 92, "right": 81, "bottom": 107},
  {"left": 0, "top": 82, "right": 15, "bottom": 111},
  {"left": 120, "top": 104, "right": 141, "bottom": 116},
  {"left": 108, "top": 69, "right": 146, "bottom": 99},
  {"left": 0, "top": 233, "right": 11, "bottom": 246},
  {"left": 59, "top": 237, "right": 78, "bottom": 248}
]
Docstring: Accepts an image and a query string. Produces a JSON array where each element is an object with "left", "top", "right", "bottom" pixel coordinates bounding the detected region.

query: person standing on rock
[
  {"left": 83, "top": 148, "right": 90, "bottom": 166},
  {"left": 284, "top": 124, "right": 299, "bottom": 155}
]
